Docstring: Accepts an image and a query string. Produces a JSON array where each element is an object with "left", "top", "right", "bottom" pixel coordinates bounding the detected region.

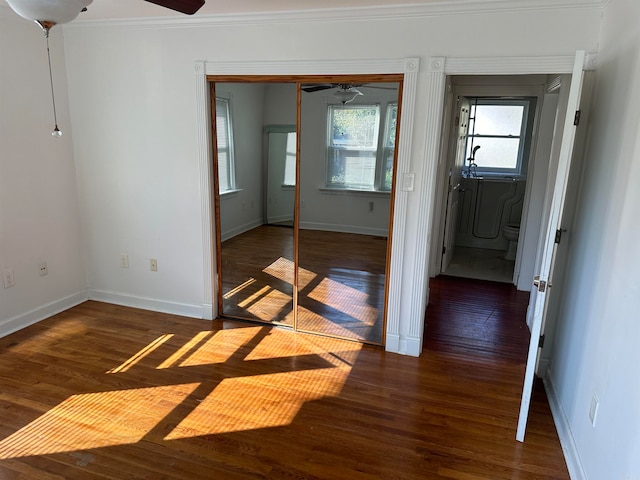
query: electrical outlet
[
  {"left": 150, "top": 258, "right": 158, "bottom": 272},
  {"left": 3, "top": 268, "right": 15, "bottom": 289},
  {"left": 39, "top": 262, "right": 48, "bottom": 276},
  {"left": 589, "top": 394, "right": 599, "bottom": 427},
  {"left": 120, "top": 254, "right": 129, "bottom": 269}
]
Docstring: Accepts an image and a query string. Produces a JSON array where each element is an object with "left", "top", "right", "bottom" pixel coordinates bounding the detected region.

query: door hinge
[
  {"left": 555, "top": 228, "right": 563, "bottom": 244},
  {"left": 539, "top": 334, "right": 545, "bottom": 348},
  {"left": 574, "top": 110, "right": 581, "bottom": 126},
  {"left": 442, "top": 246, "right": 447, "bottom": 255}
]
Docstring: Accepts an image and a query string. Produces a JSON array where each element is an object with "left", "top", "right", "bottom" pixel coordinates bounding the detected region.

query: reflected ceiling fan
[
  {"left": 6, "top": 0, "right": 205, "bottom": 137},
  {"left": 302, "top": 83, "right": 397, "bottom": 104}
]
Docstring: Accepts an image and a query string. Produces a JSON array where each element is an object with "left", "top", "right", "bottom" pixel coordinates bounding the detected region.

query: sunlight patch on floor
[
  {"left": 307, "top": 277, "right": 378, "bottom": 326},
  {"left": 0, "top": 326, "right": 362, "bottom": 458},
  {"left": 0, "top": 384, "right": 200, "bottom": 458}
]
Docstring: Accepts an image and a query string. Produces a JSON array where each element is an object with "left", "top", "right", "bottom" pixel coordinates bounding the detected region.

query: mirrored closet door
[{"left": 212, "top": 77, "right": 402, "bottom": 346}]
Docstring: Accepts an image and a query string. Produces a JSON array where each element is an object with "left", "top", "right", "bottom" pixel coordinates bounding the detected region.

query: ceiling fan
[
  {"left": 6, "top": 0, "right": 206, "bottom": 25},
  {"left": 302, "top": 83, "right": 398, "bottom": 104},
  {"left": 6, "top": 0, "right": 205, "bottom": 137}
]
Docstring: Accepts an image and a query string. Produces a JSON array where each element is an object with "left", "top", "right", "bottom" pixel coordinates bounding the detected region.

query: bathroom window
[{"left": 465, "top": 98, "right": 534, "bottom": 176}]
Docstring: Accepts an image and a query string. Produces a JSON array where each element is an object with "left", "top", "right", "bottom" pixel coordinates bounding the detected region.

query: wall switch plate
[
  {"left": 150, "top": 258, "right": 158, "bottom": 272},
  {"left": 402, "top": 173, "right": 415, "bottom": 192},
  {"left": 3, "top": 268, "right": 15, "bottom": 288},
  {"left": 120, "top": 254, "right": 129, "bottom": 269},
  {"left": 39, "top": 262, "right": 48, "bottom": 276}
]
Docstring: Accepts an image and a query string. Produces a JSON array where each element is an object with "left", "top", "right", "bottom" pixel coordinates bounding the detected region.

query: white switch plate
[
  {"left": 402, "top": 173, "right": 415, "bottom": 192},
  {"left": 120, "top": 254, "right": 129, "bottom": 269},
  {"left": 150, "top": 258, "right": 158, "bottom": 272}
]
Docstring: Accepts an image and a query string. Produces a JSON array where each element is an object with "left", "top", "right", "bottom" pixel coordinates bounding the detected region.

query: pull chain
[{"left": 44, "top": 28, "right": 62, "bottom": 137}]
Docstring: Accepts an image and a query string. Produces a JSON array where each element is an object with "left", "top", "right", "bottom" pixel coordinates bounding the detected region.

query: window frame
[
  {"left": 379, "top": 102, "right": 398, "bottom": 191},
  {"left": 325, "top": 102, "right": 398, "bottom": 192},
  {"left": 215, "top": 96, "right": 236, "bottom": 194},
  {"left": 465, "top": 98, "right": 533, "bottom": 176}
]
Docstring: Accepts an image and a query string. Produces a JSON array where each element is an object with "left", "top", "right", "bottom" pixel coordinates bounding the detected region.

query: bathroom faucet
[{"left": 467, "top": 145, "right": 480, "bottom": 177}]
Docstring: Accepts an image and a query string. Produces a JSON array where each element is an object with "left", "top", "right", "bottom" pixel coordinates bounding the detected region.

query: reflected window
[
  {"left": 216, "top": 97, "right": 236, "bottom": 192},
  {"left": 327, "top": 104, "right": 380, "bottom": 190},
  {"left": 283, "top": 132, "right": 297, "bottom": 186},
  {"left": 381, "top": 103, "right": 397, "bottom": 191}
]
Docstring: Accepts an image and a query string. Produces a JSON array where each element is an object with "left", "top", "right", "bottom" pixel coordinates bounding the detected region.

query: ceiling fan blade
[
  {"left": 144, "top": 0, "right": 205, "bottom": 15},
  {"left": 362, "top": 85, "right": 398, "bottom": 91},
  {"left": 301, "top": 84, "right": 335, "bottom": 93}
]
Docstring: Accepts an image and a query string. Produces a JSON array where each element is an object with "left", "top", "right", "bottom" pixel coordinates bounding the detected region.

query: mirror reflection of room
[
  {"left": 214, "top": 79, "right": 400, "bottom": 345},
  {"left": 216, "top": 82, "right": 296, "bottom": 326},
  {"left": 297, "top": 81, "right": 400, "bottom": 344}
]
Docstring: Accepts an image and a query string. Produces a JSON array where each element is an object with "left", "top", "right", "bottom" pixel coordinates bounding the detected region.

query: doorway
[
  {"left": 435, "top": 75, "right": 557, "bottom": 290},
  {"left": 211, "top": 76, "right": 402, "bottom": 345}
]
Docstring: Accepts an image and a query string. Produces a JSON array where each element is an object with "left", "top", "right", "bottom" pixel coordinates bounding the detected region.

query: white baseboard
[
  {"left": 544, "top": 370, "right": 587, "bottom": 480},
  {"left": 267, "top": 214, "right": 293, "bottom": 224},
  {"left": 300, "top": 221, "right": 387, "bottom": 237},
  {"left": 201, "top": 303, "right": 214, "bottom": 321},
  {"left": 385, "top": 333, "right": 400, "bottom": 353},
  {"left": 89, "top": 289, "right": 208, "bottom": 320},
  {"left": 0, "top": 290, "right": 89, "bottom": 339},
  {"left": 221, "top": 219, "right": 263, "bottom": 242},
  {"left": 405, "top": 336, "right": 422, "bottom": 357}
]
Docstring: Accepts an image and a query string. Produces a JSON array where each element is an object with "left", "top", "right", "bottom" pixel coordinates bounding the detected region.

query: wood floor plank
[{"left": 0, "top": 289, "right": 568, "bottom": 479}]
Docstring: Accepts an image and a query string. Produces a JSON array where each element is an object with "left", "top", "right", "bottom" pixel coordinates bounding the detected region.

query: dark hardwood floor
[
  {"left": 0, "top": 291, "right": 569, "bottom": 479},
  {"left": 221, "top": 226, "right": 387, "bottom": 344},
  {"left": 424, "top": 275, "right": 531, "bottom": 363}
]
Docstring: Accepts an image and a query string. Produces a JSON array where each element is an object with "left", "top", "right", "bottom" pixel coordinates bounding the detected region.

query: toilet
[{"left": 502, "top": 224, "right": 520, "bottom": 261}]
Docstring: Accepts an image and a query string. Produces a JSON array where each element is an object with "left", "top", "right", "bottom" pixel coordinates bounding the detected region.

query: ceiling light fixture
[
  {"left": 335, "top": 86, "right": 363, "bottom": 104},
  {"left": 6, "top": 0, "right": 93, "bottom": 137}
]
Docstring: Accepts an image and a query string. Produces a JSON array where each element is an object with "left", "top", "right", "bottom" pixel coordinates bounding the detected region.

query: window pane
[
  {"left": 328, "top": 149, "right": 376, "bottom": 189},
  {"left": 218, "top": 151, "right": 229, "bottom": 191},
  {"left": 283, "top": 132, "right": 296, "bottom": 186},
  {"left": 382, "top": 147, "right": 394, "bottom": 190},
  {"left": 343, "top": 152, "right": 376, "bottom": 188},
  {"left": 468, "top": 137, "right": 520, "bottom": 169},
  {"left": 384, "top": 104, "right": 398, "bottom": 148},
  {"left": 474, "top": 104, "right": 524, "bottom": 136},
  {"left": 215, "top": 98, "right": 234, "bottom": 192},
  {"left": 330, "top": 106, "right": 379, "bottom": 148},
  {"left": 381, "top": 103, "right": 397, "bottom": 190}
]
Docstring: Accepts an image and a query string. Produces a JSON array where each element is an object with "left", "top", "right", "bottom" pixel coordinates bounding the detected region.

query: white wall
[
  {"left": 0, "top": 8, "right": 87, "bottom": 337},
  {"left": 546, "top": 0, "right": 640, "bottom": 477}
]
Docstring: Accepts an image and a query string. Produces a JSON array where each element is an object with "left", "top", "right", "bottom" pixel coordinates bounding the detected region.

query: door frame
[{"left": 194, "top": 58, "right": 420, "bottom": 353}]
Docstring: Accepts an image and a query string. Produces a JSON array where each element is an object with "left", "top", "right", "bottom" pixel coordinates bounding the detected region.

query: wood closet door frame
[{"left": 209, "top": 74, "right": 404, "bottom": 345}]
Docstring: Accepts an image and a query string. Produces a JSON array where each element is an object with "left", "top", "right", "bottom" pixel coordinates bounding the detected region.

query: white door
[
  {"left": 441, "top": 97, "right": 470, "bottom": 272},
  {"left": 516, "top": 51, "right": 586, "bottom": 442}
]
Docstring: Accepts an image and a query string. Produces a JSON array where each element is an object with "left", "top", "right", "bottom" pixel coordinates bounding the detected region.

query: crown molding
[{"left": 62, "top": 0, "right": 606, "bottom": 31}]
